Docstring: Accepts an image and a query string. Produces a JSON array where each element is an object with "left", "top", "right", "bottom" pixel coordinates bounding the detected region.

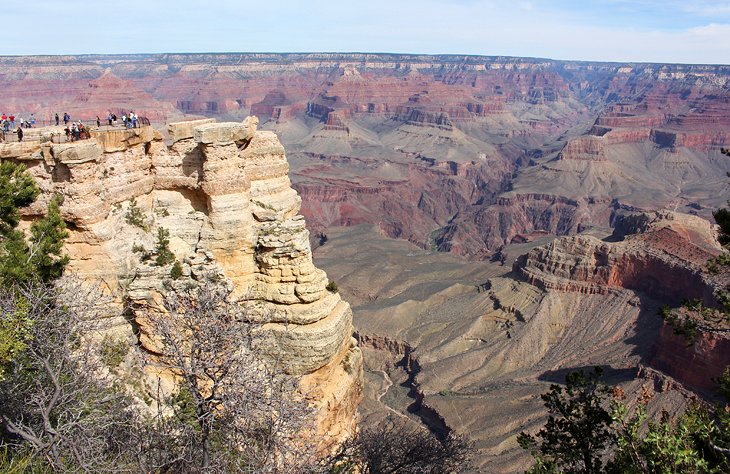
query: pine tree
[
  {"left": 518, "top": 367, "right": 615, "bottom": 474},
  {"left": 28, "top": 196, "right": 69, "bottom": 282},
  {"left": 0, "top": 164, "right": 68, "bottom": 382},
  {"left": 0, "top": 163, "right": 69, "bottom": 285},
  {"left": 0, "top": 162, "right": 38, "bottom": 234}
]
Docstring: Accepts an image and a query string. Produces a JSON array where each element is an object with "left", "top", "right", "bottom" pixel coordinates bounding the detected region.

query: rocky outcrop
[
  {"left": 324, "top": 112, "right": 349, "bottom": 132},
  {"left": 651, "top": 324, "right": 730, "bottom": 392},
  {"left": 557, "top": 136, "right": 607, "bottom": 161},
  {"left": 0, "top": 117, "right": 362, "bottom": 447},
  {"left": 294, "top": 154, "right": 516, "bottom": 251},
  {"left": 516, "top": 232, "right": 715, "bottom": 304},
  {"left": 515, "top": 211, "right": 721, "bottom": 302},
  {"left": 514, "top": 210, "right": 730, "bottom": 391},
  {"left": 434, "top": 192, "right": 605, "bottom": 258},
  {"left": 398, "top": 108, "right": 454, "bottom": 130}
]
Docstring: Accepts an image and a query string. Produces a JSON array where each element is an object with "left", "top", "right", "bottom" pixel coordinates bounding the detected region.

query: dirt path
[
  {"left": 376, "top": 370, "right": 409, "bottom": 420},
  {"left": 376, "top": 370, "right": 393, "bottom": 402}
]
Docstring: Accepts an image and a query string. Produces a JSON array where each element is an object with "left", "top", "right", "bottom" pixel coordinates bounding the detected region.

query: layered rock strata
[
  {"left": 4, "top": 53, "right": 730, "bottom": 259},
  {"left": 514, "top": 210, "right": 730, "bottom": 391},
  {"left": 0, "top": 117, "right": 362, "bottom": 446}
]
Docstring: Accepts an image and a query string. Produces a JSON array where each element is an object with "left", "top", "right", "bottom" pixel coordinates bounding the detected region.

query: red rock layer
[
  {"left": 2, "top": 54, "right": 730, "bottom": 258},
  {"left": 514, "top": 210, "right": 730, "bottom": 391},
  {"left": 651, "top": 325, "right": 730, "bottom": 392}
]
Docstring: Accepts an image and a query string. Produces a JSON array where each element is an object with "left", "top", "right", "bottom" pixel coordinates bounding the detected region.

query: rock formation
[
  {"left": 316, "top": 222, "right": 708, "bottom": 472},
  {"left": 515, "top": 211, "right": 721, "bottom": 301},
  {"left": 0, "top": 117, "right": 363, "bottom": 448},
  {"left": 514, "top": 210, "right": 730, "bottom": 392},
  {"left": 3, "top": 53, "right": 730, "bottom": 258}
]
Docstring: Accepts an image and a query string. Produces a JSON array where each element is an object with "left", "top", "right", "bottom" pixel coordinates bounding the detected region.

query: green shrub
[
  {"left": 100, "top": 335, "right": 127, "bottom": 368},
  {"left": 125, "top": 198, "right": 148, "bottom": 231},
  {"left": 170, "top": 261, "right": 183, "bottom": 280},
  {"left": 326, "top": 280, "right": 339, "bottom": 293},
  {"left": 155, "top": 228, "right": 175, "bottom": 266}
]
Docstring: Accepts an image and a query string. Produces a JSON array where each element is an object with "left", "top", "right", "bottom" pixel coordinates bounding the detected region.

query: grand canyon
[{"left": 1, "top": 53, "right": 730, "bottom": 472}]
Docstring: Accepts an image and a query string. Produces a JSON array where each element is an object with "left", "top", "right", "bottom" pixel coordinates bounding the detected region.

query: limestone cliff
[{"left": 0, "top": 118, "right": 363, "bottom": 448}]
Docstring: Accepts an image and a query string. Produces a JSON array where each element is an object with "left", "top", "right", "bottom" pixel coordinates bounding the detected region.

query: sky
[{"left": 3, "top": 0, "right": 730, "bottom": 64}]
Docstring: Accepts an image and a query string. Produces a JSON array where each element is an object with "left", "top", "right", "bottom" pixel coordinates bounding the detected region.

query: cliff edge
[{"left": 0, "top": 117, "right": 363, "bottom": 448}]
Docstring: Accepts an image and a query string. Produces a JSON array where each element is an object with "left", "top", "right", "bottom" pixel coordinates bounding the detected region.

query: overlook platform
[{"left": 0, "top": 125, "right": 156, "bottom": 160}]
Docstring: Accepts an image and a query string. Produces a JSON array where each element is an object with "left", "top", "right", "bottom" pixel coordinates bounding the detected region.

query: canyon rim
[{"left": 1, "top": 52, "right": 730, "bottom": 472}]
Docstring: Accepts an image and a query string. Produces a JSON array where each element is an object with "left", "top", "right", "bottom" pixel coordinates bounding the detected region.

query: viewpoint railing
[
  {"left": 0, "top": 117, "right": 152, "bottom": 144},
  {"left": 1, "top": 114, "right": 152, "bottom": 129}
]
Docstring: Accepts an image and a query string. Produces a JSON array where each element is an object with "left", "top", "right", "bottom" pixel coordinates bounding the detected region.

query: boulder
[
  {"left": 193, "top": 120, "right": 257, "bottom": 146},
  {"left": 168, "top": 118, "right": 216, "bottom": 142},
  {"left": 51, "top": 140, "right": 102, "bottom": 164}
]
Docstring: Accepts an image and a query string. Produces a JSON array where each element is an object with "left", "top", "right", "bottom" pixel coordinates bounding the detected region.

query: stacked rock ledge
[{"left": 0, "top": 116, "right": 362, "bottom": 447}]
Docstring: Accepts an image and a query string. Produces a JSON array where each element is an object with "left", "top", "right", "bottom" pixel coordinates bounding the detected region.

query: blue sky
[{"left": 3, "top": 0, "right": 730, "bottom": 64}]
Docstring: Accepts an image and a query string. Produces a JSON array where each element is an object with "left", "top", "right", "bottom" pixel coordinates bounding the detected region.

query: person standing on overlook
[
  {"left": 55, "top": 112, "right": 59, "bottom": 126},
  {"left": 16, "top": 127, "right": 23, "bottom": 142}
]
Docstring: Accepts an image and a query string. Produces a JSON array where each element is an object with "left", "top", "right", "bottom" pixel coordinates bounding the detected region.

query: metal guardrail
[
  {"left": 0, "top": 118, "right": 152, "bottom": 144},
  {"left": 1, "top": 115, "right": 152, "bottom": 129}
]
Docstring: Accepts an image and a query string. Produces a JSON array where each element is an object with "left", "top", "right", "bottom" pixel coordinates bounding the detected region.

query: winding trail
[
  {"left": 376, "top": 370, "right": 409, "bottom": 420},
  {"left": 376, "top": 370, "right": 393, "bottom": 402}
]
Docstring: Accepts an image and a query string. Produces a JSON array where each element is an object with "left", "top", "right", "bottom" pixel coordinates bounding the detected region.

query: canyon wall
[
  {"left": 0, "top": 118, "right": 363, "bottom": 448},
  {"left": 4, "top": 53, "right": 729, "bottom": 258},
  {"left": 514, "top": 210, "right": 730, "bottom": 392}
]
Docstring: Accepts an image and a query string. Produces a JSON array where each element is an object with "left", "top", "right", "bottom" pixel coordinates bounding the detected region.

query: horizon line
[{"left": 1, "top": 51, "right": 729, "bottom": 68}]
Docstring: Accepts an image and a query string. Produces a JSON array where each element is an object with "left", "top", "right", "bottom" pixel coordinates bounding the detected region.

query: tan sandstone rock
[
  {"left": 0, "top": 118, "right": 363, "bottom": 450},
  {"left": 168, "top": 118, "right": 216, "bottom": 142}
]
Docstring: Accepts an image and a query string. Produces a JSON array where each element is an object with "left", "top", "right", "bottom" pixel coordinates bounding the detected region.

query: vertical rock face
[
  {"left": 0, "top": 117, "right": 363, "bottom": 448},
  {"left": 651, "top": 325, "right": 730, "bottom": 392}
]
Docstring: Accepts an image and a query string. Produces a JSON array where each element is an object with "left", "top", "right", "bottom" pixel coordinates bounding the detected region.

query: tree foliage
[
  {"left": 137, "top": 282, "right": 320, "bottom": 473},
  {"left": 0, "top": 281, "right": 140, "bottom": 472},
  {"left": 326, "top": 416, "right": 473, "bottom": 473},
  {"left": 0, "top": 163, "right": 69, "bottom": 286},
  {"left": 518, "top": 367, "right": 615, "bottom": 474},
  {"left": 27, "top": 196, "right": 69, "bottom": 282},
  {"left": 0, "top": 161, "right": 39, "bottom": 235},
  {"left": 0, "top": 162, "right": 68, "bottom": 384},
  {"left": 0, "top": 279, "right": 332, "bottom": 473},
  {"left": 0, "top": 295, "right": 31, "bottom": 381},
  {"left": 520, "top": 367, "right": 730, "bottom": 473},
  {"left": 155, "top": 227, "right": 175, "bottom": 266}
]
